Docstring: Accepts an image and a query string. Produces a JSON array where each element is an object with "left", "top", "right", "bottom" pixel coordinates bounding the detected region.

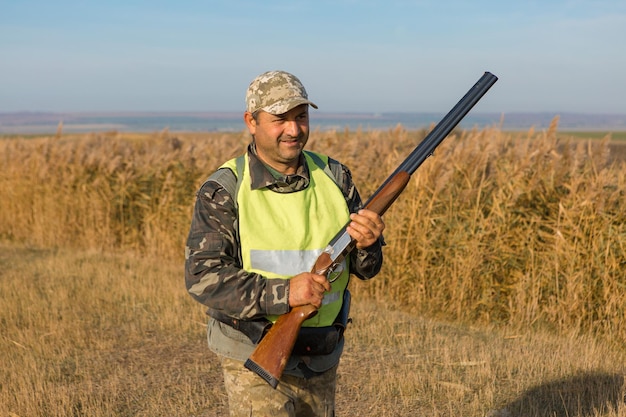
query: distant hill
[{"left": 1, "top": 111, "right": 625, "bottom": 135}]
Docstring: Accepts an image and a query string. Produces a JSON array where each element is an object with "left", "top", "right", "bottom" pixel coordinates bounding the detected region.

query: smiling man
[{"left": 185, "top": 70, "right": 385, "bottom": 417}]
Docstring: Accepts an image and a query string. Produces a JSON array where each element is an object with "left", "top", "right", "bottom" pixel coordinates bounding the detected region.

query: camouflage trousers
[{"left": 220, "top": 356, "right": 337, "bottom": 417}]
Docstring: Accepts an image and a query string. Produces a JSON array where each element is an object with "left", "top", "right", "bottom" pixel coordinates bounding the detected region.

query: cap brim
[{"left": 262, "top": 98, "right": 318, "bottom": 115}]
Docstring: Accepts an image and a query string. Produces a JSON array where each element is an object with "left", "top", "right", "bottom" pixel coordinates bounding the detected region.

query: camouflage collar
[{"left": 247, "top": 143, "right": 310, "bottom": 193}]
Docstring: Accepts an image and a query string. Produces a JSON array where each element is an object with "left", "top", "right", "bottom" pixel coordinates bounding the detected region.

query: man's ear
[{"left": 243, "top": 112, "right": 256, "bottom": 135}]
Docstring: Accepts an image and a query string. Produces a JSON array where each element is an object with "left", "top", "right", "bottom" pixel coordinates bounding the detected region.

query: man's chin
[{"left": 279, "top": 142, "right": 304, "bottom": 154}]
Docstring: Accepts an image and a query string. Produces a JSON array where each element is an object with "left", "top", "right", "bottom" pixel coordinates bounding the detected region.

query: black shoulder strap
[
  {"left": 305, "top": 151, "right": 345, "bottom": 190},
  {"left": 205, "top": 155, "right": 245, "bottom": 208}
]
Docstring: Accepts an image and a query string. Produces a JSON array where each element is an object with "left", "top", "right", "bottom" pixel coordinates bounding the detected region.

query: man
[{"left": 185, "top": 70, "right": 385, "bottom": 416}]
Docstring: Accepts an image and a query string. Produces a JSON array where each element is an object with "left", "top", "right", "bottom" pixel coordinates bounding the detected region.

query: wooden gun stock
[
  {"left": 245, "top": 72, "right": 498, "bottom": 388},
  {"left": 244, "top": 304, "right": 317, "bottom": 388}
]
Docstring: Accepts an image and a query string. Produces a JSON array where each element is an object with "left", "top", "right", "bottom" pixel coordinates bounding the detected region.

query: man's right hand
[{"left": 288, "top": 272, "right": 331, "bottom": 309}]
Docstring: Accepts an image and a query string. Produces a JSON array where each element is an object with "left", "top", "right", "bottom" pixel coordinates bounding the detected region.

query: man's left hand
[{"left": 346, "top": 209, "right": 385, "bottom": 249}]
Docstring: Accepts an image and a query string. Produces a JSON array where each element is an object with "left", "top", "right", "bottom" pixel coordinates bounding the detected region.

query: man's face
[{"left": 244, "top": 104, "right": 310, "bottom": 174}]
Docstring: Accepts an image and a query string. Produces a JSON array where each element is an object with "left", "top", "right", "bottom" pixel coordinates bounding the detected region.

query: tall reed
[{"left": 2, "top": 121, "right": 625, "bottom": 342}]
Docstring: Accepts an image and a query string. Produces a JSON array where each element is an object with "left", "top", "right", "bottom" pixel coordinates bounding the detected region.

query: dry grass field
[{"left": 2, "top": 119, "right": 626, "bottom": 416}]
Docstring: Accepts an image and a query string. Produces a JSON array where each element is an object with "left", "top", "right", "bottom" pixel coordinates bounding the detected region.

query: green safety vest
[{"left": 221, "top": 151, "right": 351, "bottom": 327}]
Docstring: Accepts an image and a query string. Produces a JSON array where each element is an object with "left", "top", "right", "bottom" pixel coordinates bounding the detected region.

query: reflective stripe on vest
[{"left": 222, "top": 152, "right": 351, "bottom": 327}]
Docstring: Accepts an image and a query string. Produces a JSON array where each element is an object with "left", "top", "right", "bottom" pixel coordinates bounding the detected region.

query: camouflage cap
[{"left": 246, "top": 70, "right": 318, "bottom": 115}]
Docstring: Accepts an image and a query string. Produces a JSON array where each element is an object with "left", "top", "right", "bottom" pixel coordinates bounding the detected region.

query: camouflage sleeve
[
  {"left": 184, "top": 174, "right": 290, "bottom": 319},
  {"left": 332, "top": 161, "right": 385, "bottom": 280}
]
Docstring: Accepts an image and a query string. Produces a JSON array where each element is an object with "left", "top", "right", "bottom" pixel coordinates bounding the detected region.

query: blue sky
[{"left": 1, "top": 0, "right": 625, "bottom": 114}]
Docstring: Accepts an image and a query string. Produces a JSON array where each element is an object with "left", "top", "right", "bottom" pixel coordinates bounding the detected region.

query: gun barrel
[
  {"left": 402, "top": 71, "right": 498, "bottom": 175},
  {"left": 365, "top": 72, "right": 498, "bottom": 205}
]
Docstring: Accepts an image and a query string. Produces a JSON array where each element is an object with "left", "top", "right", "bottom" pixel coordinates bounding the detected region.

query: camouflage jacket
[{"left": 185, "top": 143, "right": 384, "bottom": 321}]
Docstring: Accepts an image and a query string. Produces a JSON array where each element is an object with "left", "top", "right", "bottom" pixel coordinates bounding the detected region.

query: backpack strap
[
  {"left": 305, "top": 151, "right": 346, "bottom": 195},
  {"left": 205, "top": 155, "right": 245, "bottom": 208}
]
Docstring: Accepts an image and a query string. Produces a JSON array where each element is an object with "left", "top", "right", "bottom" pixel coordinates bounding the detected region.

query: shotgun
[{"left": 244, "top": 71, "right": 499, "bottom": 388}]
